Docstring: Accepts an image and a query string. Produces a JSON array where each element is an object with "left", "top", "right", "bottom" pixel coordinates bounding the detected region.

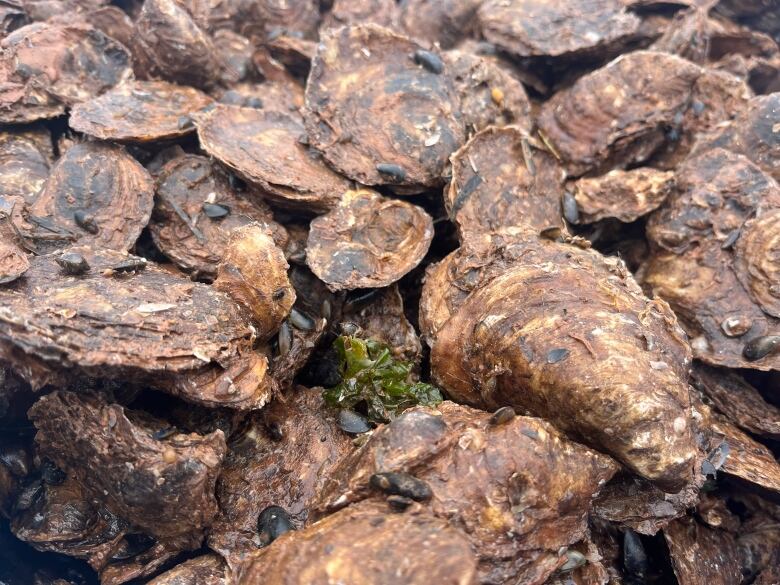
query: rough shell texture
[
  {"left": 691, "top": 363, "right": 780, "bottom": 439},
  {"left": 99, "top": 541, "right": 179, "bottom": 585},
  {"left": 399, "top": 0, "right": 483, "bottom": 49},
  {"left": 312, "top": 403, "right": 618, "bottom": 584},
  {"left": 538, "top": 51, "right": 702, "bottom": 176},
  {"left": 325, "top": 0, "right": 398, "bottom": 28},
  {"left": 11, "top": 476, "right": 126, "bottom": 569},
  {"left": 21, "top": 0, "right": 109, "bottom": 21},
  {"left": 28, "top": 391, "right": 227, "bottom": 545},
  {"left": 0, "top": 196, "right": 30, "bottom": 285},
  {"left": 735, "top": 208, "right": 780, "bottom": 318},
  {"left": 197, "top": 105, "right": 350, "bottom": 212},
  {"left": 23, "top": 142, "right": 154, "bottom": 254},
  {"left": 423, "top": 231, "right": 696, "bottom": 491},
  {"left": 266, "top": 36, "right": 316, "bottom": 77},
  {"left": 146, "top": 555, "right": 226, "bottom": 585},
  {"left": 9, "top": 475, "right": 186, "bottom": 585},
  {"left": 149, "top": 155, "right": 287, "bottom": 280},
  {"left": 647, "top": 150, "right": 780, "bottom": 253},
  {"left": 213, "top": 223, "right": 295, "bottom": 339},
  {"left": 478, "top": 0, "right": 640, "bottom": 60},
  {"left": 653, "top": 8, "right": 778, "bottom": 69},
  {"left": 207, "top": 0, "right": 320, "bottom": 40},
  {"left": 69, "top": 81, "right": 213, "bottom": 142},
  {"left": 570, "top": 168, "right": 675, "bottom": 224},
  {"left": 341, "top": 285, "right": 421, "bottom": 364},
  {"left": 0, "top": 247, "right": 272, "bottom": 409},
  {"left": 444, "top": 50, "right": 532, "bottom": 134},
  {"left": 650, "top": 8, "right": 713, "bottom": 63},
  {"left": 159, "top": 349, "right": 274, "bottom": 411},
  {"left": 135, "top": 0, "right": 220, "bottom": 89},
  {"left": 592, "top": 473, "right": 700, "bottom": 535},
  {"left": 304, "top": 24, "right": 465, "bottom": 190},
  {"left": 445, "top": 127, "right": 565, "bottom": 242},
  {"left": 734, "top": 492, "right": 780, "bottom": 582},
  {"left": 82, "top": 7, "right": 137, "bottom": 62},
  {"left": 0, "top": 127, "right": 53, "bottom": 206},
  {"left": 306, "top": 188, "right": 434, "bottom": 291},
  {"left": 652, "top": 67, "right": 753, "bottom": 169},
  {"left": 232, "top": 499, "right": 479, "bottom": 585},
  {"left": 696, "top": 397, "right": 780, "bottom": 494},
  {"left": 645, "top": 149, "right": 780, "bottom": 370},
  {"left": 212, "top": 29, "right": 254, "bottom": 85},
  {"left": 0, "top": 21, "right": 132, "bottom": 123},
  {"left": 215, "top": 80, "right": 305, "bottom": 118},
  {"left": 544, "top": 539, "right": 611, "bottom": 585},
  {"left": 208, "top": 388, "right": 352, "bottom": 569},
  {"left": 0, "top": 239, "right": 28, "bottom": 286},
  {"left": 692, "top": 93, "right": 780, "bottom": 182},
  {"left": 269, "top": 314, "right": 327, "bottom": 391},
  {"left": 663, "top": 516, "right": 743, "bottom": 585}
]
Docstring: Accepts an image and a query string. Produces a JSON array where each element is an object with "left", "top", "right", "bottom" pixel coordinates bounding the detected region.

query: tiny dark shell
[
  {"left": 488, "top": 406, "right": 516, "bottom": 426},
  {"left": 321, "top": 298, "right": 332, "bottom": 320},
  {"left": 73, "top": 210, "right": 99, "bottom": 234},
  {"left": 202, "top": 203, "right": 230, "bottom": 219},
  {"left": 40, "top": 459, "right": 66, "bottom": 486},
  {"left": 386, "top": 494, "right": 414, "bottom": 512},
  {"left": 344, "top": 288, "right": 381, "bottom": 311},
  {"left": 369, "top": 472, "right": 432, "bottom": 502},
  {"left": 375, "top": 163, "right": 407, "bottom": 182},
  {"left": 177, "top": 115, "right": 194, "bottom": 130},
  {"left": 721, "top": 228, "right": 741, "bottom": 250},
  {"left": 277, "top": 321, "right": 292, "bottom": 357},
  {"left": 413, "top": 50, "right": 444, "bottom": 74},
  {"left": 289, "top": 308, "right": 315, "bottom": 331},
  {"left": 337, "top": 409, "right": 372, "bottom": 434},
  {"left": 257, "top": 505, "right": 295, "bottom": 545},
  {"left": 55, "top": 252, "right": 90, "bottom": 275},
  {"left": 539, "top": 226, "right": 563, "bottom": 241},
  {"left": 562, "top": 191, "right": 579, "bottom": 224},
  {"left": 450, "top": 174, "right": 483, "bottom": 219},
  {"left": 151, "top": 427, "right": 178, "bottom": 440},
  {"left": 705, "top": 441, "right": 730, "bottom": 470},
  {"left": 559, "top": 550, "right": 587, "bottom": 572},
  {"left": 743, "top": 335, "right": 780, "bottom": 361},
  {"left": 547, "top": 348, "right": 570, "bottom": 364},
  {"left": 112, "top": 256, "right": 148, "bottom": 273},
  {"left": 339, "top": 322, "right": 363, "bottom": 337}
]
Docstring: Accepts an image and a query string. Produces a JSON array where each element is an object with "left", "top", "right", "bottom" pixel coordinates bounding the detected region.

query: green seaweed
[{"left": 323, "top": 335, "right": 442, "bottom": 423}]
